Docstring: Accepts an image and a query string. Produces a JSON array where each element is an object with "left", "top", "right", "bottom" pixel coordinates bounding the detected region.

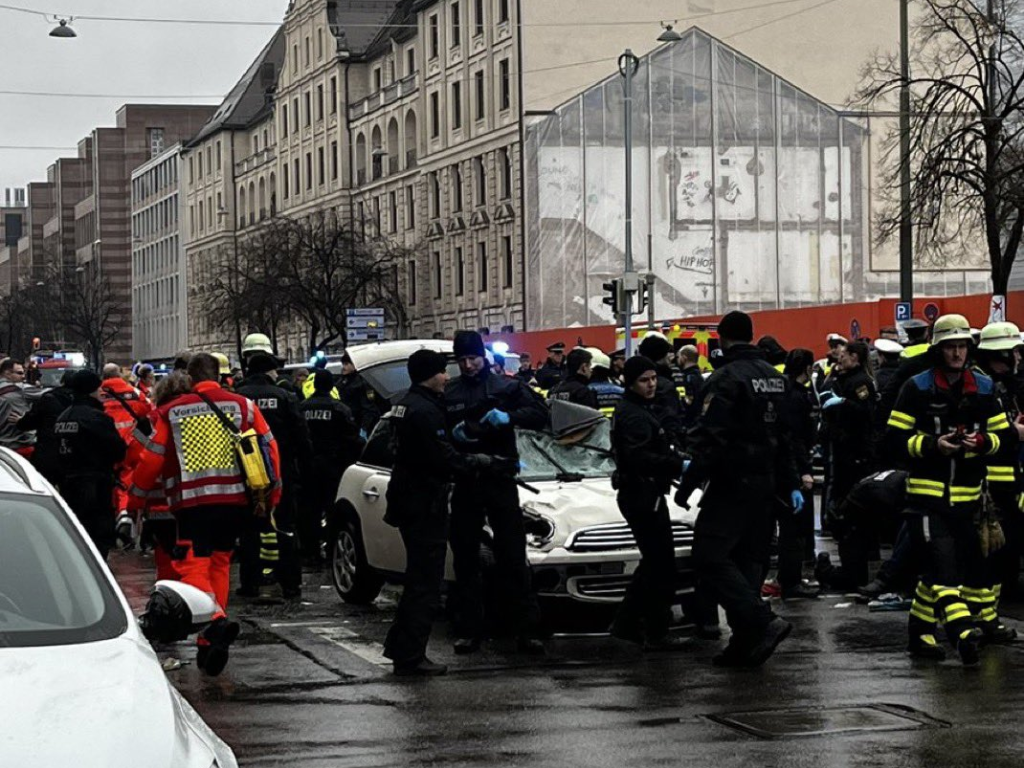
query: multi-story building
[
  {"left": 0, "top": 191, "right": 27, "bottom": 296},
  {"left": 131, "top": 143, "right": 188, "bottom": 363},
  {"left": 15, "top": 182, "right": 55, "bottom": 292}
]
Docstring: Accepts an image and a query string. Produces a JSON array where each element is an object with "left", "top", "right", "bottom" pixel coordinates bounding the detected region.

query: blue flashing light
[
  {"left": 309, "top": 355, "right": 318, "bottom": 365},
  {"left": 491, "top": 341, "right": 510, "bottom": 355}
]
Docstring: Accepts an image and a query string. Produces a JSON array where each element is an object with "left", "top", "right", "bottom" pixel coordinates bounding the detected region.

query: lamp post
[
  {"left": 618, "top": 49, "right": 640, "bottom": 357},
  {"left": 899, "top": 0, "right": 913, "bottom": 304}
]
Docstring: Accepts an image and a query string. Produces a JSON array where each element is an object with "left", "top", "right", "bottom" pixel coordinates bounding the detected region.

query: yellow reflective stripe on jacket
[
  {"left": 888, "top": 410, "right": 915, "bottom": 430},
  {"left": 987, "top": 413, "right": 1011, "bottom": 432},
  {"left": 907, "top": 477, "right": 944, "bottom": 498},
  {"left": 950, "top": 485, "right": 982, "bottom": 503},
  {"left": 599, "top": 406, "right": 615, "bottom": 419},
  {"left": 907, "top": 434, "right": 927, "bottom": 458},
  {"left": 986, "top": 433, "right": 1001, "bottom": 456},
  {"left": 987, "top": 465, "right": 1016, "bottom": 483}
]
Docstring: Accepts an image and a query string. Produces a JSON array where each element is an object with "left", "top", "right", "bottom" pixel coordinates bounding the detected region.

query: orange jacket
[
  {"left": 130, "top": 380, "right": 282, "bottom": 512},
  {"left": 100, "top": 377, "right": 152, "bottom": 444}
]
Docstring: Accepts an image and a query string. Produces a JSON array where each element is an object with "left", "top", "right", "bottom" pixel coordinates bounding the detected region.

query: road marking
[{"left": 307, "top": 625, "right": 391, "bottom": 667}]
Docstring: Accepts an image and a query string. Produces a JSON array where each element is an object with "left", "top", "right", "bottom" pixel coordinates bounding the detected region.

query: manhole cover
[{"left": 704, "top": 704, "right": 950, "bottom": 739}]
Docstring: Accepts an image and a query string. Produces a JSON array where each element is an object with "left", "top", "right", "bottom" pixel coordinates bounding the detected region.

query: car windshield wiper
[{"left": 526, "top": 434, "right": 583, "bottom": 482}]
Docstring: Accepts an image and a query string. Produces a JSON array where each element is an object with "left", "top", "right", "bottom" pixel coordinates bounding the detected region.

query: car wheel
[{"left": 330, "top": 514, "right": 384, "bottom": 605}]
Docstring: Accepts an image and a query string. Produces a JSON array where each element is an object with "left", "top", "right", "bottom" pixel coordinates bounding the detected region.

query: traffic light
[
  {"left": 635, "top": 280, "right": 648, "bottom": 316},
  {"left": 602, "top": 279, "right": 623, "bottom": 317}
]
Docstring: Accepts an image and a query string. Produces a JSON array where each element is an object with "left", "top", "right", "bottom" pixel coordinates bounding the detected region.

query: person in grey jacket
[{"left": 0, "top": 358, "right": 44, "bottom": 454}]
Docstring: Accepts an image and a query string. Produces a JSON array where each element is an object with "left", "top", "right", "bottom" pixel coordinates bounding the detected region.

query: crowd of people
[{"left": 3, "top": 307, "right": 1022, "bottom": 677}]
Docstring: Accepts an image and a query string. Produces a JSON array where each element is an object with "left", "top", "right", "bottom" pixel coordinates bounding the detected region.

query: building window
[
  {"left": 389, "top": 191, "right": 398, "bottom": 233},
  {"left": 408, "top": 259, "right": 417, "bottom": 305},
  {"left": 317, "top": 84, "right": 324, "bottom": 121},
  {"left": 500, "top": 147, "right": 512, "bottom": 199},
  {"left": 306, "top": 153, "right": 313, "bottom": 189},
  {"left": 292, "top": 44, "right": 298, "bottom": 72},
  {"left": 330, "top": 76, "right": 338, "bottom": 114},
  {"left": 373, "top": 67, "right": 382, "bottom": 92},
  {"left": 431, "top": 92, "right": 440, "bottom": 138},
  {"left": 452, "top": 81, "right": 462, "bottom": 130},
  {"left": 216, "top": 140, "right": 222, "bottom": 170},
  {"left": 318, "top": 28, "right": 324, "bottom": 59},
  {"left": 374, "top": 197, "right": 382, "bottom": 231},
  {"left": 451, "top": 2, "right": 461, "bottom": 47},
  {"left": 499, "top": 0, "right": 509, "bottom": 23},
  {"left": 474, "top": 0, "right": 484, "bottom": 36},
  {"left": 478, "top": 241, "right": 487, "bottom": 292},
  {"left": 318, "top": 147, "right": 325, "bottom": 186},
  {"left": 304, "top": 36, "right": 310, "bottom": 67},
  {"left": 331, "top": 140, "right": 339, "bottom": 180},
  {"left": 433, "top": 251, "right": 442, "bottom": 298},
  {"left": 304, "top": 92, "right": 311, "bottom": 126},
  {"left": 456, "top": 247, "right": 465, "bottom": 296},
  {"left": 283, "top": 164, "right": 290, "bottom": 198},
  {"left": 406, "top": 185, "right": 415, "bottom": 229},
  {"left": 499, "top": 58, "right": 511, "bottom": 111},
  {"left": 294, "top": 158, "right": 300, "bottom": 194},
  {"left": 358, "top": 201, "right": 365, "bottom": 237},
  {"left": 407, "top": 47, "right": 416, "bottom": 74},
  {"left": 453, "top": 164, "right": 463, "bottom": 212},
  {"left": 198, "top": 152, "right": 203, "bottom": 179},
  {"left": 474, "top": 70, "right": 485, "bottom": 121},
  {"left": 474, "top": 156, "right": 486, "bottom": 206},
  {"left": 281, "top": 104, "right": 289, "bottom": 137},
  {"left": 429, "top": 172, "right": 441, "bottom": 218},
  {"left": 189, "top": 156, "right": 194, "bottom": 183},
  {"left": 503, "top": 235, "right": 513, "bottom": 287},
  {"left": 429, "top": 15, "right": 439, "bottom": 58}
]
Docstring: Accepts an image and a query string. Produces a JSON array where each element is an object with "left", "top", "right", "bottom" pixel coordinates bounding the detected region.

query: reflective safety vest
[
  {"left": 588, "top": 380, "right": 624, "bottom": 418},
  {"left": 886, "top": 368, "right": 1011, "bottom": 510},
  {"left": 901, "top": 343, "right": 930, "bottom": 360},
  {"left": 301, "top": 376, "right": 340, "bottom": 400}
]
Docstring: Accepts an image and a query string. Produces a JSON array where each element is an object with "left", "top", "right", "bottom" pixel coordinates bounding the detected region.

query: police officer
[
  {"left": 873, "top": 339, "right": 905, "bottom": 405},
  {"left": 608, "top": 356, "right": 690, "bottom": 650},
  {"left": 383, "top": 350, "right": 516, "bottom": 676},
  {"left": 300, "top": 369, "right": 363, "bottom": 562},
  {"left": 446, "top": 330, "right": 549, "bottom": 654},
  {"left": 236, "top": 352, "right": 314, "bottom": 598},
  {"left": 887, "top": 314, "right": 1013, "bottom": 664},
  {"left": 678, "top": 311, "right": 801, "bottom": 667},
  {"left": 586, "top": 348, "right": 624, "bottom": 417},
  {"left": 18, "top": 369, "right": 75, "bottom": 484},
  {"left": 534, "top": 342, "right": 568, "bottom": 390},
  {"left": 515, "top": 353, "right": 536, "bottom": 384},
  {"left": 812, "top": 333, "right": 847, "bottom": 390},
  {"left": 548, "top": 348, "right": 599, "bottom": 409},
  {"left": 54, "top": 370, "right": 126, "bottom": 559},
  {"left": 637, "top": 333, "right": 685, "bottom": 446},
  {"left": 879, "top": 318, "right": 931, "bottom": 423},
  {"left": 339, "top": 351, "right": 381, "bottom": 438},
  {"left": 676, "top": 345, "right": 705, "bottom": 430}
]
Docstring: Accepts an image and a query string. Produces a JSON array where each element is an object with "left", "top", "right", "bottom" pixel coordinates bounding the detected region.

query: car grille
[{"left": 566, "top": 521, "right": 694, "bottom": 552}]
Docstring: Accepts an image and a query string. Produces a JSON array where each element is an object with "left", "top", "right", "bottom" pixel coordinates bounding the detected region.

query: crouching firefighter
[{"left": 886, "top": 314, "right": 1014, "bottom": 665}]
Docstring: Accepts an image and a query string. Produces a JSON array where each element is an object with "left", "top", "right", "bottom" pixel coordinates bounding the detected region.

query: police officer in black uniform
[
  {"left": 677, "top": 345, "right": 705, "bottom": 430},
  {"left": 235, "top": 352, "right": 313, "bottom": 598},
  {"left": 678, "top": 311, "right": 801, "bottom": 667},
  {"left": 54, "top": 370, "right": 126, "bottom": 559},
  {"left": 19, "top": 369, "right": 75, "bottom": 484},
  {"left": 534, "top": 342, "right": 567, "bottom": 390},
  {"left": 383, "top": 350, "right": 516, "bottom": 676},
  {"left": 445, "top": 330, "right": 549, "bottom": 654},
  {"left": 638, "top": 333, "right": 685, "bottom": 446},
  {"left": 299, "top": 369, "right": 364, "bottom": 562},
  {"left": 609, "top": 356, "right": 690, "bottom": 650},
  {"left": 548, "top": 348, "right": 599, "bottom": 409},
  {"left": 339, "top": 352, "right": 382, "bottom": 439}
]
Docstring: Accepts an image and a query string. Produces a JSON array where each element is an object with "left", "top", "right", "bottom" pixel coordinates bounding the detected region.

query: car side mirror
[{"left": 138, "top": 581, "right": 220, "bottom": 644}]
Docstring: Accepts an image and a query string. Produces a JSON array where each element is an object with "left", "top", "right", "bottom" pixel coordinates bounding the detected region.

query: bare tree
[
  {"left": 54, "top": 265, "right": 125, "bottom": 368},
  {"left": 856, "top": 0, "right": 1024, "bottom": 295}
]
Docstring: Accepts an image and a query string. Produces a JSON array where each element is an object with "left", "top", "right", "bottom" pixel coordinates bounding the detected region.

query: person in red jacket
[
  {"left": 100, "top": 363, "right": 153, "bottom": 545},
  {"left": 131, "top": 353, "right": 282, "bottom": 676}
]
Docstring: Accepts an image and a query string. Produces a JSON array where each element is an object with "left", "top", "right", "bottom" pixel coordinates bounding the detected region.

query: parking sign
[{"left": 895, "top": 302, "right": 912, "bottom": 323}]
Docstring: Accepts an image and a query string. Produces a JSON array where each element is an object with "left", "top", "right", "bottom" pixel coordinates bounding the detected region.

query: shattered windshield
[{"left": 516, "top": 420, "right": 616, "bottom": 482}]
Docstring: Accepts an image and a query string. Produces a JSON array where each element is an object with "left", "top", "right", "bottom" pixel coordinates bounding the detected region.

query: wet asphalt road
[{"left": 110, "top": 551, "right": 1024, "bottom": 768}]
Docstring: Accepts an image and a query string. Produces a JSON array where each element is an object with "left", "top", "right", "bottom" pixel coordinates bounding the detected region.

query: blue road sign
[{"left": 895, "top": 302, "right": 912, "bottom": 322}]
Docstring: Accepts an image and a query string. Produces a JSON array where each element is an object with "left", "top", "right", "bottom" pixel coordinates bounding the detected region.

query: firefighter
[
  {"left": 886, "top": 314, "right": 1013, "bottom": 664},
  {"left": 339, "top": 351, "right": 381, "bottom": 438},
  {"left": 970, "top": 321, "right": 1023, "bottom": 630},
  {"left": 677, "top": 311, "right": 801, "bottom": 667},
  {"left": 586, "top": 348, "right": 623, "bottom": 417},
  {"left": 300, "top": 369, "right": 364, "bottom": 562},
  {"left": 608, "top": 356, "right": 690, "bottom": 651},
  {"left": 548, "top": 348, "right": 599, "bottom": 409},
  {"left": 131, "top": 353, "right": 282, "bottom": 676},
  {"left": 445, "top": 330, "right": 549, "bottom": 655},
  {"left": 384, "top": 350, "right": 517, "bottom": 675},
  {"left": 54, "top": 370, "right": 127, "bottom": 559},
  {"left": 236, "top": 352, "right": 313, "bottom": 598},
  {"left": 534, "top": 342, "right": 568, "bottom": 391}
]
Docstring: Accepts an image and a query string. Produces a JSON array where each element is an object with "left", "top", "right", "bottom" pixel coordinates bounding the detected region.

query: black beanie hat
[
  {"left": 71, "top": 369, "right": 102, "bottom": 396},
  {"left": 313, "top": 369, "right": 335, "bottom": 393},
  {"left": 408, "top": 349, "right": 447, "bottom": 384},
  {"left": 247, "top": 352, "right": 278, "bottom": 374},
  {"left": 718, "top": 310, "right": 754, "bottom": 343},
  {"left": 623, "top": 356, "right": 657, "bottom": 388},
  {"left": 638, "top": 335, "right": 673, "bottom": 362},
  {"left": 452, "top": 330, "right": 486, "bottom": 359}
]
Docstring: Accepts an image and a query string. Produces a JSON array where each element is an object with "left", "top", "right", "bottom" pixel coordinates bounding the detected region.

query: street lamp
[
  {"left": 657, "top": 21, "right": 683, "bottom": 42},
  {"left": 48, "top": 17, "right": 77, "bottom": 38},
  {"left": 618, "top": 49, "right": 640, "bottom": 357}
]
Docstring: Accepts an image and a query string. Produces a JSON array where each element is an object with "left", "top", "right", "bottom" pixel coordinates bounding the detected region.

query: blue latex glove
[
  {"left": 790, "top": 490, "right": 804, "bottom": 514},
  {"left": 822, "top": 395, "right": 845, "bottom": 410},
  {"left": 453, "top": 422, "right": 478, "bottom": 444},
  {"left": 681, "top": 458, "right": 691, "bottom": 476},
  {"left": 359, "top": 428, "right": 368, "bottom": 442},
  {"left": 482, "top": 408, "right": 511, "bottom": 428}
]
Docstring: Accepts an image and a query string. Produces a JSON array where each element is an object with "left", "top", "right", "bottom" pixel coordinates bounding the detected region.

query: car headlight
[{"left": 522, "top": 505, "right": 556, "bottom": 549}]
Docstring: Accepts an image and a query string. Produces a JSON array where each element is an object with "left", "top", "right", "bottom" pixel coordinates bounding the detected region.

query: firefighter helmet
[
  {"left": 977, "top": 321, "right": 1022, "bottom": 352},
  {"left": 211, "top": 352, "right": 231, "bottom": 375},
  {"left": 929, "top": 314, "right": 973, "bottom": 346},
  {"left": 241, "top": 332, "right": 273, "bottom": 357}
]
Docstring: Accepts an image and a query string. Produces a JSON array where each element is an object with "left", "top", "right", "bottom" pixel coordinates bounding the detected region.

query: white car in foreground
[
  {"left": 0, "top": 450, "right": 236, "bottom": 768},
  {"left": 321, "top": 340, "right": 699, "bottom": 609}
]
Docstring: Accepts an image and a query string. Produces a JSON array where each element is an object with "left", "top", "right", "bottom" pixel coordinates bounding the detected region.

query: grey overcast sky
[{"left": 0, "top": 0, "right": 291, "bottom": 194}]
